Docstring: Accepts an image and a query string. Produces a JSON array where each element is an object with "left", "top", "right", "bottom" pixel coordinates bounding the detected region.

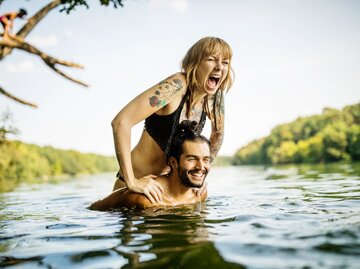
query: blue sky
[{"left": 1, "top": 0, "right": 359, "bottom": 156}]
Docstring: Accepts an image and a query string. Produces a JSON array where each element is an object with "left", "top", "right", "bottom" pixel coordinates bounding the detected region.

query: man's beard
[{"left": 178, "top": 168, "right": 208, "bottom": 188}]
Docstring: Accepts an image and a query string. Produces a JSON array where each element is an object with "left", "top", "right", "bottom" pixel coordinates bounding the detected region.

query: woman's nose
[{"left": 214, "top": 61, "right": 223, "bottom": 70}]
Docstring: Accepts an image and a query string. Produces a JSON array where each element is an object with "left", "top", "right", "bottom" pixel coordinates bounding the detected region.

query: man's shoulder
[
  {"left": 89, "top": 188, "right": 153, "bottom": 211},
  {"left": 123, "top": 191, "right": 154, "bottom": 209}
]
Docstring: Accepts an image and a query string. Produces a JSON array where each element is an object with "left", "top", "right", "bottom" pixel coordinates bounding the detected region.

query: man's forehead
[{"left": 181, "top": 140, "right": 210, "bottom": 156}]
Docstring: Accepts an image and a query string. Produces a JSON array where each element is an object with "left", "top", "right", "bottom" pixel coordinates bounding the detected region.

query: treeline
[
  {"left": 0, "top": 141, "right": 117, "bottom": 192},
  {"left": 233, "top": 103, "right": 360, "bottom": 165},
  {"left": 212, "top": 156, "right": 233, "bottom": 166}
]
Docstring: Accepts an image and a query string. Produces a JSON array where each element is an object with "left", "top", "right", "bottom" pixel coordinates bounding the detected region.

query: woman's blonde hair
[{"left": 181, "top": 37, "right": 234, "bottom": 130}]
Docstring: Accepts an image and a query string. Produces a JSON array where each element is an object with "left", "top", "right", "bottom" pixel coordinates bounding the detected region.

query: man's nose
[{"left": 195, "top": 161, "right": 205, "bottom": 170}]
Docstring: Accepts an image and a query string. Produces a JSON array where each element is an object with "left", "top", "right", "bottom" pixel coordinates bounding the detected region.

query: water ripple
[{"left": 1, "top": 166, "right": 360, "bottom": 268}]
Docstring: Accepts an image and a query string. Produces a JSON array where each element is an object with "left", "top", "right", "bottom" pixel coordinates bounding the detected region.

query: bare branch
[
  {"left": 1, "top": 35, "right": 88, "bottom": 87},
  {"left": 0, "top": 85, "right": 38, "bottom": 108},
  {"left": 44, "top": 62, "right": 88, "bottom": 87},
  {"left": 0, "top": 0, "right": 61, "bottom": 58},
  {"left": 17, "top": 0, "right": 61, "bottom": 39},
  {"left": 0, "top": 0, "right": 89, "bottom": 108}
]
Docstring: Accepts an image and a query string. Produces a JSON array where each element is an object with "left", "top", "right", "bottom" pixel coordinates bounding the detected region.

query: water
[{"left": 1, "top": 163, "right": 359, "bottom": 269}]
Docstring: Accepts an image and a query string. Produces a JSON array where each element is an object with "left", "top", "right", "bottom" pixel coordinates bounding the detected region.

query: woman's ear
[{"left": 169, "top": 156, "right": 178, "bottom": 170}]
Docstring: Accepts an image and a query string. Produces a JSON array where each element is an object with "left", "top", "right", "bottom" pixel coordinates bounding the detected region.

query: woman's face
[{"left": 195, "top": 52, "right": 230, "bottom": 95}]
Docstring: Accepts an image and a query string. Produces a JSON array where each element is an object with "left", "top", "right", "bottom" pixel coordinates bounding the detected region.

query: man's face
[{"left": 177, "top": 140, "right": 211, "bottom": 188}]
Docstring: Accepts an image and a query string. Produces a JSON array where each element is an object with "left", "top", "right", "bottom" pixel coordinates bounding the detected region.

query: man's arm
[{"left": 89, "top": 188, "right": 154, "bottom": 211}]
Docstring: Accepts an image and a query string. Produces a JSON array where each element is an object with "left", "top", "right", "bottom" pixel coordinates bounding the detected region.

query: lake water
[{"left": 0, "top": 163, "right": 359, "bottom": 269}]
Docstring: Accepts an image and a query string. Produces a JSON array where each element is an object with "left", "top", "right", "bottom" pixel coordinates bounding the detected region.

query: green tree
[
  {"left": 346, "top": 124, "right": 360, "bottom": 161},
  {"left": 233, "top": 102, "right": 359, "bottom": 165},
  {"left": 0, "top": 140, "right": 117, "bottom": 192},
  {"left": 272, "top": 141, "right": 298, "bottom": 164},
  {"left": 0, "top": 108, "right": 19, "bottom": 143},
  {"left": 321, "top": 122, "right": 349, "bottom": 161}
]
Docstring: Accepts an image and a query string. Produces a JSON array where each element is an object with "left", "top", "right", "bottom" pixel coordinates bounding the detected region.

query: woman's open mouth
[{"left": 207, "top": 75, "right": 221, "bottom": 90}]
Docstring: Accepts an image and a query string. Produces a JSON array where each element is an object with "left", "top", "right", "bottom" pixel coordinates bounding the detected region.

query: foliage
[
  {"left": 0, "top": 108, "right": 19, "bottom": 143},
  {"left": 212, "top": 156, "right": 233, "bottom": 166},
  {"left": 233, "top": 103, "right": 360, "bottom": 165},
  {"left": 59, "top": 0, "right": 124, "bottom": 13},
  {"left": 0, "top": 0, "right": 125, "bottom": 11},
  {"left": 0, "top": 141, "right": 117, "bottom": 192}
]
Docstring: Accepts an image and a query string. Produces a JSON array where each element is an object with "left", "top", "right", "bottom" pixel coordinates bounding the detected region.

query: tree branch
[
  {"left": 0, "top": 36, "right": 88, "bottom": 87},
  {"left": 0, "top": 85, "right": 38, "bottom": 108},
  {"left": 0, "top": 0, "right": 61, "bottom": 58},
  {"left": 0, "top": 0, "right": 89, "bottom": 108},
  {"left": 18, "top": 0, "right": 62, "bottom": 38}
]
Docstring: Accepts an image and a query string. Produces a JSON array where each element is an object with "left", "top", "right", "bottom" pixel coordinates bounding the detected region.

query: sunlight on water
[{"left": 0, "top": 163, "right": 359, "bottom": 268}]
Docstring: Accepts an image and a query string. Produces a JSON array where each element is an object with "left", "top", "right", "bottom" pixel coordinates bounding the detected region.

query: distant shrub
[
  {"left": 233, "top": 103, "right": 360, "bottom": 165},
  {"left": 0, "top": 141, "right": 117, "bottom": 192}
]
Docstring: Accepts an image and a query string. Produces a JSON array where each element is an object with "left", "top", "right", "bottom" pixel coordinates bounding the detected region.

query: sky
[{"left": 1, "top": 0, "right": 359, "bottom": 156}]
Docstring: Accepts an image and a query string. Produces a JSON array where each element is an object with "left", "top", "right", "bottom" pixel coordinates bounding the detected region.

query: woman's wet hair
[{"left": 167, "top": 120, "right": 210, "bottom": 163}]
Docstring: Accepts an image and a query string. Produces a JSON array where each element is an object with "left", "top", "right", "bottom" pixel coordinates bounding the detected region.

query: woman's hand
[
  {"left": 159, "top": 165, "right": 171, "bottom": 176},
  {"left": 127, "top": 175, "right": 164, "bottom": 204},
  {"left": 192, "top": 181, "right": 208, "bottom": 197}
]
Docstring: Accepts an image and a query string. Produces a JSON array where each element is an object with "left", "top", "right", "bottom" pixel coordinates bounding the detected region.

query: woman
[
  {"left": 0, "top": 8, "right": 27, "bottom": 38},
  {"left": 112, "top": 36, "right": 234, "bottom": 204}
]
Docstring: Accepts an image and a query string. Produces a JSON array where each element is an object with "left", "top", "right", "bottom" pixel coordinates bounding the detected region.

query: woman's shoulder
[
  {"left": 155, "top": 73, "right": 188, "bottom": 99},
  {"left": 167, "top": 72, "right": 186, "bottom": 80},
  {"left": 165, "top": 72, "right": 187, "bottom": 88}
]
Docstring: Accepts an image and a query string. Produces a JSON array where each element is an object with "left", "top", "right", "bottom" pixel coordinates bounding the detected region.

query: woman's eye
[{"left": 222, "top": 61, "right": 229, "bottom": 65}]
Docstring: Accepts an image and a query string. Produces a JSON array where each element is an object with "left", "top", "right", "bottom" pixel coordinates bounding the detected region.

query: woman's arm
[
  {"left": 112, "top": 73, "right": 186, "bottom": 203},
  {"left": 208, "top": 89, "right": 225, "bottom": 162}
]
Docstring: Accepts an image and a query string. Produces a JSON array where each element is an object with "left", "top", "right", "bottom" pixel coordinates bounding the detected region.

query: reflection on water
[{"left": 0, "top": 163, "right": 359, "bottom": 268}]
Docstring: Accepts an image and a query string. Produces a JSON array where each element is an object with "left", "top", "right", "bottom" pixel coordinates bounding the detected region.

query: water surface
[{"left": 1, "top": 163, "right": 359, "bottom": 268}]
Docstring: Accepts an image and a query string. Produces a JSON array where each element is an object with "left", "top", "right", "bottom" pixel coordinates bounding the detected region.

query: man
[{"left": 90, "top": 121, "right": 211, "bottom": 211}]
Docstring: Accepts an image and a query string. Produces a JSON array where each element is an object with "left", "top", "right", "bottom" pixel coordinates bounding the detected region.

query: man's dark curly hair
[{"left": 167, "top": 120, "right": 210, "bottom": 163}]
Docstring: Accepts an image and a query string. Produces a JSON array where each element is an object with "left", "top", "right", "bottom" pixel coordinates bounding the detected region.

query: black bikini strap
[
  {"left": 164, "top": 89, "right": 190, "bottom": 160},
  {"left": 196, "top": 99, "right": 207, "bottom": 133}
]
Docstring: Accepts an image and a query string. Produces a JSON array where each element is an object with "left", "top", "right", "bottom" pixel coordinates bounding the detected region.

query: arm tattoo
[
  {"left": 209, "top": 90, "right": 225, "bottom": 162},
  {"left": 210, "top": 127, "right": 224, "bottom": 162},
  {"left": 148, "top": 78, "right": 183, "bottom": 108}
]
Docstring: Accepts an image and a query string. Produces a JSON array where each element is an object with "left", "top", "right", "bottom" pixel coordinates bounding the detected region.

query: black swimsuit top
[{"left": 144, "top": 90, "right": 207, "bottom": 155}]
